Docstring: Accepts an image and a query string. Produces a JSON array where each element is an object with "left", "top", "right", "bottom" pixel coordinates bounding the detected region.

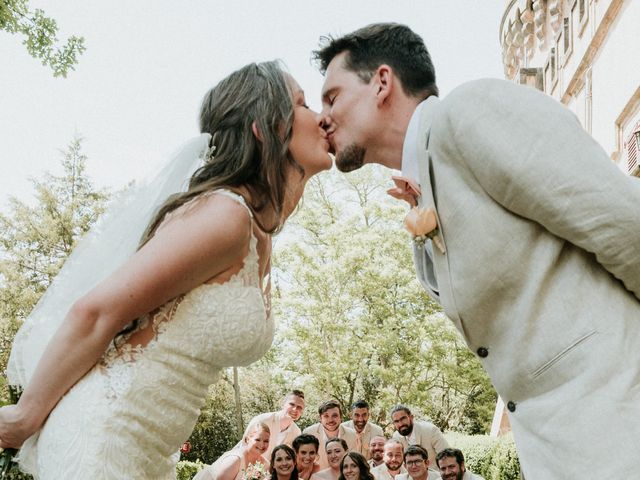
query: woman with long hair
[
  {"left": 270, "top": 444, "right": 299, "bottom": 480},
  {"left": 0, "top": 60, "right": 332, "bottom": 479},
  {"left": 339, "top": 452, "right": 374, "bottom": 480}
]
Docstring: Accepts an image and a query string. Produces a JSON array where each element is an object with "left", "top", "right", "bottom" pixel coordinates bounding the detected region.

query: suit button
[
  {"left": 477, "top": 347, "right": 489, "bottom": 358},
  {"left": 507, "top": 401, "right": 516, "bottom": 412}
]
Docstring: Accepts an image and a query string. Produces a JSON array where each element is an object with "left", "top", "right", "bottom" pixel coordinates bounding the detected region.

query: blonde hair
[{"left": 245, "top": 422, "right": 271, "bottom": 443}]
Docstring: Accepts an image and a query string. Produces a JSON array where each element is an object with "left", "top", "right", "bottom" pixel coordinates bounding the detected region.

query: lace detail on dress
[{"left": 19, "top": 187, "right": 275, "bottom": 479}]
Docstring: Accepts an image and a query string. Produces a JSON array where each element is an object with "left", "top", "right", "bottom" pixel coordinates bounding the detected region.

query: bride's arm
[{"left": 0, "top": 194, "right": 253, "bottom": 448}]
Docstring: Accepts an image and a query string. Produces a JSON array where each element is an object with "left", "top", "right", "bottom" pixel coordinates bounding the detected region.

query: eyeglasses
[{"left": 405, "top": 460, "right": 426, "bottom": 467}]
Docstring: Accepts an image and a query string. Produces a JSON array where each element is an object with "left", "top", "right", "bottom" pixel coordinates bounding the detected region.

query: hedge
[{"left": 444, "top": 432, "right": 521, "bottom": 480}]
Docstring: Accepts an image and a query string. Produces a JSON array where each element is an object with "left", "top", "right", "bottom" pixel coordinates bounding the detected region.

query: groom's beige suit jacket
[{"left": 412, "top": 79, "right": 640, "bottom": 479}]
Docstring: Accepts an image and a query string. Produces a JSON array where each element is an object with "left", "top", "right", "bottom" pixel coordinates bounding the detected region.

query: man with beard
[
  {"left": 368, "top": 435, "right": 386, "bottom": 468},
  {"left": 390, "top": 405, "right": 448, "bottom": 471},
  {"left": 303, "top": 400, "right": 357, "bottom": 469},
  {"left": 242, "top": 390, "right": 306, "bottom": 458},
  {"left": 342, "top": 400, "right": 384, "bottom": 460},
  {"left": 371, "top": 440, "right": 407, "bottom": 480},
  {"left": 436, "top": 449, "right": 484, "bottom": 480},
  {"left": 396, "top": 445, "right": 441, "bottom": 480}
]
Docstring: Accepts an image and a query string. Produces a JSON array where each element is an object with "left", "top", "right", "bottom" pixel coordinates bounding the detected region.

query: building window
[
  {"left": 578, "top": 0, "right": 589, "bottom": 36},
  {"left": 626, "top": 126, "right": 640, "bottom": 177},
  {"left": 562, "top": 16, "right": 573, "bottom": 64},
  {"left": 519, "top": 68, "right": 544, "bottom": 91}
]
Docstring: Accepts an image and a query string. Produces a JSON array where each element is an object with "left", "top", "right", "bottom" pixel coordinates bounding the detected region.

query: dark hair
[
  {"left": 271, "top": 444, "right": 299, "bottom": 480},
  {"left": 435, "top": 448, "right": 465, "bottom": 468},
  {"left": 404, "top": 445, "right": 429, "bottom": 461},
  {"left": 319, "top": 400, "right": 342, "bottom": 416},
  {"left": 292, "top": 434, "right": 320, "bottom": 453},
  {"left": 325, "top": 437, "right": 349, "bottom": 451},
  {"left": 339, "top": 452, "right": 374, "bottom": 480},
  {"left": 313, "top": 23, "right": 438, "bottom": 99},
  {"left": 390, "top": 404, "right": 411, "bottom": 417},
  {"left": 141, "top": 60, "right": 299, "bottom": 245},
  {"left": 287, "top": 389, "right": 305, "bottom": 400},
  {"left": 351, "top": 400, "right": 369, "bottom": 410}
]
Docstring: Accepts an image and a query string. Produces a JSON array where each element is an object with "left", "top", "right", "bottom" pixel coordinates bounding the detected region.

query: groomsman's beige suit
[
  {"left": 341, "top": 420, "right": 384, "bottom": 459},
  {"left": 316, "top": 23, "right": 640, "bottom": 479},
  {"left": 302, "top": 423, "right": 357, "bottom": 469},
  {"left": 391, "top": 420, "right": 448, "bottom": 468}
]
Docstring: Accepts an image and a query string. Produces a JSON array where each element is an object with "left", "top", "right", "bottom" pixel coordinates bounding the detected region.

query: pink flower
[{"left": 404, "top": 207, "right": 445, "bottom": 254}]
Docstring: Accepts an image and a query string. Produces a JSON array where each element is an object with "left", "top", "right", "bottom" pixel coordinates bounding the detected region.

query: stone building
[
  {"left": 491, "top": 0, "right": 640, "bottom": 438},
  {"left": 499, "top": 0, "right": 640, "bottom": 177}
]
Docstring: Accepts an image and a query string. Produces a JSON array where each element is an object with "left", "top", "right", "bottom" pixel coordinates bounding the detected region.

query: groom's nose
[{"left": 319, "top": 112, "right": 334, "bottom": 134}]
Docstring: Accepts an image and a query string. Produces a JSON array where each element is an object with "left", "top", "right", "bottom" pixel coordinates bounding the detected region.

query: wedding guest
[
  {"left": 389, "top": 406, "right": 448, "bottom": 469},
  {"left": 304, "top": 400, "right": 357, "bottom": 468},
  {"left": 293, "top": 434, "right": 321, "bottom": 480},
  {"left": 396, "top": 445, "right": 441, "bottom": 480},
  {"left": 371, "top": 440, "right": 406, "bottom": 480},
  {"left": 339, "top": 451, "right": 375, "bottom": 480},
  {"left": 243, "top": 390, "right": 306, "bottom": 458},
  {"left": 341, "top": 400, "right": 384, "bottom": 459},
  {"left": 194, "top": 422, "right": 270, "bottom": 480},
  {"left": 368, "top": 435, "right": 386, "bottom": 468},
  {"left": 270, "top": 444, "right": 300, "bottom": 480},
  {"left": 310, "top": 438, "right": 349, "bottom": 480},
  {"left": 435, "top": 449, "right": 484, "bottom": 480}
]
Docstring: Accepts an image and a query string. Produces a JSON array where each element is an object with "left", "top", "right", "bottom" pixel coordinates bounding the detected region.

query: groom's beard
[{"left": 335, "top": 143, "right": 366, "bottom": 172}]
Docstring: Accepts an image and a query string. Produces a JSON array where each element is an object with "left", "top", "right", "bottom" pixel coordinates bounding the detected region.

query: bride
[{"left": 0, "top": 60, "right": 332, "bottom": 479}]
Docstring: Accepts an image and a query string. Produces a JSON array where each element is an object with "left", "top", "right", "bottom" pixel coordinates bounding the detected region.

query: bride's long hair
[{"left": 139, "top": 60, "right": 301, "bottom": 247}]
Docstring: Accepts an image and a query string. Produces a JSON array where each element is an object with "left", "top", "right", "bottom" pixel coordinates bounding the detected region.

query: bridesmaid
[
  {"left": 270, "top": 444, "right": 299, "bottom": 480},
  {"left": 194, "top": 423, "right": 270, "bottom": 480}
]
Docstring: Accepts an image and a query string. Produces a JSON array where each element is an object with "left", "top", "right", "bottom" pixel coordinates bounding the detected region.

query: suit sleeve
[
  {"left": 442, "top": 80, "right": 640, "bottom": 300},
  {"left": 428, "top": 424, "right": 449, "bottom": 456}
]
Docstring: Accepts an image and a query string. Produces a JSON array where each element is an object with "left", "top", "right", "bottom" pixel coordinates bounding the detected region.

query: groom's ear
[
  {"left": 373, "top": 65, "right": 393, "bottom": 107},
  {"left": 251, "top": 121, "right": 264, "bottom": 142}
]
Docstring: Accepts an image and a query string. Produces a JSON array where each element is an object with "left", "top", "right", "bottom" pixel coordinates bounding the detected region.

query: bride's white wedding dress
[{"left": 15, "top": 191, "right": 274, "bottom": 479}]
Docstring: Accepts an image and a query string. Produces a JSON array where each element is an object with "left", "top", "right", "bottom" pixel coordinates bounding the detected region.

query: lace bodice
[{"left": 19, "top": 189, "right": 275, "bottom": 479}]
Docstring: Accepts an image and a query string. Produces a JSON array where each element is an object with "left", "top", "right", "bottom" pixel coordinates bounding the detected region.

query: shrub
[
  {"left": 176, "top": 460, "right": 206, "bottom": 480},
  {"left": 444, "top": 432, "right": 521, "bottom": 480}
]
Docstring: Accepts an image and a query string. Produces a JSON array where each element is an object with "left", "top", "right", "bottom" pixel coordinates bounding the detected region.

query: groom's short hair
[{"left": 313, "top": 22, "right": 438, "bottom": 99}]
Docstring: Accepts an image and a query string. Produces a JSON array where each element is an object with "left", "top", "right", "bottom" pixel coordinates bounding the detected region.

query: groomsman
[
  {"left": 397, "top": 445, "right": 441, "bottom": 480},
  {"left": 390, "top": 405, "right": 448, "bottom": 469},
  {"left": 341, "top": 400, "right": 384, "bottom": 459},
  {"left": 371, "top": 440, "right": 407, "bottom": 480},
  {"left": 242, "top": 389, "right": 306, "bottom": 458},
  {"left": 303, "top": 400, "right": 357, "bottom": 469},
  {"left": 368, "top": 435, "right": 386, "bottom": 468},
  {"left": 435, "top": 449, "right": 485, "bottom": 480}
]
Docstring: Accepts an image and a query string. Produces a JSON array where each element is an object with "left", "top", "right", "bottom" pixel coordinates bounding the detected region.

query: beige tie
[{"left": 355, "top": 432, "right": 362, "bottom": 453}]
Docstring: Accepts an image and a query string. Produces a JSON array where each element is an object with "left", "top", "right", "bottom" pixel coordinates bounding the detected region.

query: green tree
[
  {"left": 272, "top": 168, "right": 496, "bottom": 433},
  {"left": 0, "top": 136, "right": 109, "bottom": 398},
  {"left": 1, "top": 0, "right": 85, "bottom": 77}
]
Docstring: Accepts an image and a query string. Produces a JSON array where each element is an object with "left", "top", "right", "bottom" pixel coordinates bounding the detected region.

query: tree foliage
[
  {"left": 0, "top": 136, "right": 109, "bottom": 397},
  {"left": 0, "top": 0, "right": 85, "bottom": 77},
  {"left": 271, "top": 168, "right": 496, "bottom": 433}
]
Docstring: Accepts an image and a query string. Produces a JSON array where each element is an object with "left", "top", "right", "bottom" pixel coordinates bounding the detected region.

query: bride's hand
[{"left": 0, "top": 404, "right": 36, "bottom": 449}]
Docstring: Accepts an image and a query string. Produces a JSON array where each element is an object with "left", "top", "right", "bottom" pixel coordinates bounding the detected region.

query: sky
[{"left": 0, "top": 1, "right": 507, "bottom": 207}]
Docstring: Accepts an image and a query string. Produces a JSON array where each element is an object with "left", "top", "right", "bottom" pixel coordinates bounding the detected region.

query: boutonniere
[{"left": 404, "top": 207, "right": 446, "bottom": 254}]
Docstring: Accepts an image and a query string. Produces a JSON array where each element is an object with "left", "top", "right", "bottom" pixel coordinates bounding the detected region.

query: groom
[{"left": 314, "top": 23, "right": 640, "bottom": 478}]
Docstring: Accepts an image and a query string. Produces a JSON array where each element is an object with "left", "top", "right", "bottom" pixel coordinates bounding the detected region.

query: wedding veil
[{"left": 6, "top": 133, "right": 212, "bottom": 388}]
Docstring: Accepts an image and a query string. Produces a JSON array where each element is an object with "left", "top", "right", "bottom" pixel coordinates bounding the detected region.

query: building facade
[{"left": 499, "top": 0, "right": 640, "bottom": 177}]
